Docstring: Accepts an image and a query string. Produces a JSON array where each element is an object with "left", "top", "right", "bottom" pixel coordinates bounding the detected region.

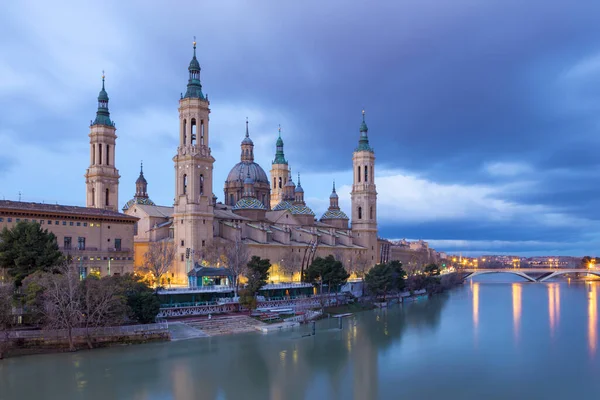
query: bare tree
[
  {"left": 224, "top": 238, "right": 250, "bottom": 296},
  {"left": 279, "top": 251, "right": 300, "bottom": 282},
  {"left": 0, "top": 284, "right": 14, "bottom": 359},
  {"left": 143, "top": 240, "right": 176, "bottom": 287},
  {"left": 353, "top": 252, "right": 370, "bottom": 279},
  {"left": 196, "top": 238, "right": 229, "bottom": 267},
  {"left": 40, "top": 263, "right": 83, "bottom": 351},
  {"left": 81, "top": 277, "right": 127, "bottom": 349}
]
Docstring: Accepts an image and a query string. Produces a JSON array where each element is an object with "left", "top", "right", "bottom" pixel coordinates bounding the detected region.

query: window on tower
[
  {"left": 358, "top": 166, "right": 361, "bottom": 183},
  {"left": 278, "top": 177, "right": 282, "bottom": 189},
  {"left": 370, "top": 206, "right": 373, "bottom": 220},
  {"left": 105, "top": 188, "right": 109, "bottom": 206},
  {"left": 183, "top": 174, "right": 188, "bottom": 194},
  {"left": 229, "top": 193, "right": 234, "bottom": 206},
  {"left": 92, "top": 144, "right": 96, "bottom": 165},
  {"left": 91, "top": 188, "right": 95, "bottom": 206},
  {"left": 358, "top": 206, "right": 362, "bottom": 219},
  {"left": 183, "top": 119, "right": 187, "bottom": 145},
  {"left": 200, "top": 174, "right": 204, "bottom": 195},
  {"left": 106, "top": 145, "right": 110, "bottom": 165},
  {"left": 99, "top": 145, "right": 102, "bottom": 165},
  {"left": 273, "top": 178, "right": 276, "bottom": 189},
  {"left": 200, "top": 120, "right": 205, "bottom": 145},
  {"left": 364, "top": 165, "right": 368, "bottom": 182},
  {"left": 191, "top": 119, "right": 197, "bottom": 145}
]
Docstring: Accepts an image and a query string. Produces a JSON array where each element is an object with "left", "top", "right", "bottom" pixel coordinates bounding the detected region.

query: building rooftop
[{"left": 0, "top": 200, "right": 138, "bottom": 221}]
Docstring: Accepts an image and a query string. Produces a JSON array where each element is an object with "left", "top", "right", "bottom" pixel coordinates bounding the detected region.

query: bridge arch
[
  {"left": 538, "top": 270, "right": 600, "bottom": 282},
  {"left": 464, "top": 270, "right": 536, "bottom": 282}
]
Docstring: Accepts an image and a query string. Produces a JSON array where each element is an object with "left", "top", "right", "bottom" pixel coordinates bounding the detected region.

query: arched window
[
  {"left": 358, "top": 206, "right": 362, "bottom": 219},
  {"left": 357, "top": 166, "right": 361, "bottom": 183},
  {"left": 183, "top": 174, "right": 188, "bottom": 194},
  {"left": 364, "top": 165, "right": 368, "bottom": 182},
  {"left": 91, "top": 188, "right": 95, "bottom": 206},
  {"left": 229, "top": 193, "right": 234, "bottom": 205},
  {"left": 99, "top": 145, "right": 102, "bottom": 165},
  {"left": 200, "top": 120, "right": 205, "bottom": 145},
  {"left": 105, "top": 188, "right": 110, "bottom": 206},
  {"left": 273, "top": 178, "right": 276, "bottom": 189},
  {"left": 278, "top": 177, "right": 282, "bottom": 188},
  {"left": 262, "top": 194, "right": 266, "bottom": 205},
  {"left": 370, "top": 206, "right": 373, "bottom": 220},
  {"left": 183, "top": 119, "right": 187, "bottom": 145},
  {"left": 92, "top": 144, "right": 96, "bottom": 165},
  {"left": 200, "top": 174, "right": 204, "bottom": 195},
  {"left": 106, "top": 145, "right": 110, "bottom": 165},
  {"left": 191, "top": 119, "right": 197, "bottom": 145}
]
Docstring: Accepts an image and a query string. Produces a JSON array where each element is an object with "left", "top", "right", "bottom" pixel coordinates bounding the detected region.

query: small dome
[
  {"left": 226, "top": 161, "right": 269, "bottom": 185},
  {"left": 123, "top": 197, "right": 156, "bottom": 211},
  {"left": 295, "top": 184, "right": 304, "bottom": 193},
  {"left": 290, "top": 204, "right": 315, "bottom": 216},
  {"left": 244, "top": 174, "right": 254, "bottom": 185},
  {"left": 232, "top": 197, "right": 266, "bottom": 211},
  {"left": 189, "top": 56, "right": 200, "bottom": 71},
  {"left": 276, "top": 136, "right": 283, "bottom": 147},
  {"left": 98, "top": 88, "right": 109, "bottom": 102},
  {"left": 273, "top": 200, "right": 293, "bottom": 211},
  {"left": 285, "top": 178, "right": 296, "bottom": 188},
  {"left": 242, "top": 136, "right": 254, "bottom": 145},
  {"left": 136, "top": 174, "right": 147, "bottom": 185},
  {"left": 329, "top": 191, "right": 338, "bottom": 199},
  {"left": 321, "top": 209, "right": 349, "bottom": 220}
]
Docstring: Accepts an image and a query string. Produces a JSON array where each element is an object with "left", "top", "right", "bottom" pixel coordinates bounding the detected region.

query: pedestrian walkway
[
  {"left": 186, "top": 315, "right": 265, "bottom": 336},
  {"left": 168, "top": 322, "right": 209, "bottom": 341}
]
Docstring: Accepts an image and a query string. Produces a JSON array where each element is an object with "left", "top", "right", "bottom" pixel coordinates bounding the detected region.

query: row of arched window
[
  {"left": 182, "top": 118, "right": 206, "bottom": 146},
  {"left": 357, "top": 165, "right": 373, "bottom": 183},
  {"left": 91, "top": 144, "right": 111, "bottom": 166},
  {"left": 182, "top": 174, "right": 204, "bottom": 195},
  {"left": 273, "top": 176, "right": 284, "bottom": 189},
  {"left": 357, "top": 206, "right": 374, "bottom": 220},
  {"left": 90, "top": 187, "right": 111, "bottom": 207}
]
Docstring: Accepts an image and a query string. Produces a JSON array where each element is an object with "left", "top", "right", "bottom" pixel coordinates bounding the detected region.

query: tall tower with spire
[
  {"left": 172, "top": 38, "right": 215, "bottom": 283},
  {"left": 270, "top": 125, "right": 289, "bottom": 207},
  {"left": 85, "top": 72, "right": 120, "bottom": 211},
  {"left": 351, "top": 110, "right": 378, "bottom": 265}
]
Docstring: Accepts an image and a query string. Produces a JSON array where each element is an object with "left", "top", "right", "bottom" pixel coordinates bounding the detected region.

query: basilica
[{"left": 87, "top": 41, "right": 380, "bottom": 284}]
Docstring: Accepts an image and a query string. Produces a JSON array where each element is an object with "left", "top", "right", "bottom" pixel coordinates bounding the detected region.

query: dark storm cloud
[{"left": 4, "top": 0, "right": 600, "bottom": 254}]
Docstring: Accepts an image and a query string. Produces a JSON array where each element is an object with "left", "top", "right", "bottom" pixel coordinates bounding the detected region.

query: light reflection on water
[{"left": 1, "top": 278, "right": 600, "bottom": 400}]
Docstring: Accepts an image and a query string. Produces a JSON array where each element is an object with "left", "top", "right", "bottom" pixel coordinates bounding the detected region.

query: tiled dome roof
[
  {"left": 321, "top": 209, "right": 349, "bottom": 220},
  {"left": 232, "top": 197, "right": 267, "bottom": 210},
  {"left": 273, "top": 200, "right": 293, "bottom": 211},
  {"left": 123, "top": 197, "right": 156, "bottom": 211},
  {"left": 290, "top": 204, "right": 315, "bottom": 216},
  {"left": 226, "top": 161, "right": 269, "bottom": 185}
]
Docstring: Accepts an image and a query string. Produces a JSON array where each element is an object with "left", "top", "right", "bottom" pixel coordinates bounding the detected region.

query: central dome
[{"left": 226, "top": 161, "right": 269, "bottom": 185}]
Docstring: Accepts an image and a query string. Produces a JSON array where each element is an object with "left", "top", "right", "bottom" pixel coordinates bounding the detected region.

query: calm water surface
[{"left": 2, "top": 276, "right": 600, "bottom": 400}]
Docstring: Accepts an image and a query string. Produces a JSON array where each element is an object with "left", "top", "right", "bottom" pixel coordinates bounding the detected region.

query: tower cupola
[
  {"left": 241, "top": 118, "right": 254, "bottom": 162},
  {"left": 93, "top": 72, "right": 114, "bottom": 127},
  {"left": 135, "top": 161, "right": 148, "bottom": 198},
  {"left": 356, "top": 109, "right": 373, "bottom": 152},
  {"left": 273, "top": 125, "right": 288, "bottom": 165},
  {"left": 184, "top": 37, "right": 205, "bottom": 99}
]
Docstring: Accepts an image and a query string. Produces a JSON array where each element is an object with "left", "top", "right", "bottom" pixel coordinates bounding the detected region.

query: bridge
[{"left": 462, "top": 268, "right": 600, "bottom": 282}]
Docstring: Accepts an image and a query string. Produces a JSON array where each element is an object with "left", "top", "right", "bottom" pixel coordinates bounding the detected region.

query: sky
[{"left": 2, "top": 0, "right": 600, "bottom": 256}]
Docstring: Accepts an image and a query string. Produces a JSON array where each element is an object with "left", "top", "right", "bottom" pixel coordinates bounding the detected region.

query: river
[{"left": 1, "top": 275, "right": 600, "bottom": 400}]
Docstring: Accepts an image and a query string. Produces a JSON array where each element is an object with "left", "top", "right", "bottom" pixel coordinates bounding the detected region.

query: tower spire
[
  {"left": 183, "top": 36, "right": 204, "bottom": 99},
  {"left": 356, "top": 109, "right": 373, "bottom": 152},
  {"left": 93, "top": 71, "right": 113, "bottom": 126},
  {"left": 273, "top": 124, "right": 287, "bottom": 164},
  {"left": 246, "top": 117, "right": 249, "bottom": 138}
]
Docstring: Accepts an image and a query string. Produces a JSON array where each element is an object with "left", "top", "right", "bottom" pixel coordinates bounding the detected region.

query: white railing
[
  {"left": 158, "top": 285, "right": 234, "bottom": 294},
  {"left": 262, "top": 283, "right": 313, "bottom": 290}
]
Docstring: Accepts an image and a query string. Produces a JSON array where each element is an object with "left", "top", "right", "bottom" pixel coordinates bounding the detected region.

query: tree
[
  {"left": 424, "top": 263, "right": 440, "bottom": 276},
  {"left": 0, "top": 284, "right": 15, "bottom": 359},
  {"left": 225, "top": 238, "right": 250, "bottom": 296},
  {"left": 112, "top": 274, "right": 160, "bottom": 324},
  {"left": 352, "top": 252, "right": 371, "bottom": 280},
  {"left": 36, "top": 263, "right": 83, "bottom": 351},
  {"left": 305, "top": 255, "right": 350, "bottom": 295},
  {"left": 246, "top": 256, "right": 271, "bottom": 295},
  {"left": 80, "top": 276, "right": 127, "bottom": 348},
  {"left": 364, "top": 261, "right": 406, "bottom": 301},
  {"left": 143, "top": 240, "right": 176, "bottom": 288},
  {"left": 198, "top": 238, "right": 229, "bottom": 267},
  {"left": 0, "top": 221, "right": 64, "bottom": 286}
]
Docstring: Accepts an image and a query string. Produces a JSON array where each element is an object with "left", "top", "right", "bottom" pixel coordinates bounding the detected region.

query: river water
[{"left": 2, "top": 276, "right": 600, "bottom": 400}]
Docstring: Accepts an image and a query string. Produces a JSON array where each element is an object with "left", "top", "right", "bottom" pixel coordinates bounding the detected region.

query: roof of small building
[
  {"left": 134, "top": 204, "right": 174, "bottom": 218},
  {"left": 289, "top": 204, "right": 315, "bottom": 216},
  {"left": 0, "top": 200, "right": 138, "bottom": 221},
  {"left": 214, "top": 208, "right": 251, "bottom": 221},
  {"left": 272, "top": 200, "right": 294, "bottom": 211},
  {"left": 187, "top": 266, "right": 234, "bottom": 277},
  {"left": 123, "top": 197, "right": 156, "bottom": 211}
]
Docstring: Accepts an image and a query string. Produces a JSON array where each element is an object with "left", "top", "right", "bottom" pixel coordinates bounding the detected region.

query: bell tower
[
  {"left": 85, "top": 72, "right": 120, "bottom": 211},
  {"left": 351, "top": 110, "right": 378, "bottom": 265},
  {"left": 172, "top": 38, "right": 215, "bottom": 284},
  {"left": 270, "top": 125, "right": 289, "bottom": 207}
]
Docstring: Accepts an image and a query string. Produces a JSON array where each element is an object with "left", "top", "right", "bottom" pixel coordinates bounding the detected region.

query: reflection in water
[
  {"left": 548, "top": 284, "right": 560, "bottom": 338},
  {"left": 512, "top": 284, "right": 522, "bottom": 343},
  {"left": 589, "top": 284, "right": 597, "bottom": 358},
  {"left": 472, "top": 281, "right": 479, "bottom": 335}
]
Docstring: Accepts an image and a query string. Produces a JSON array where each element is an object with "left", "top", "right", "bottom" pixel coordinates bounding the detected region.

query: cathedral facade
[{"left": 123, "top": 42, "right": 380, "bottom": 284}]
